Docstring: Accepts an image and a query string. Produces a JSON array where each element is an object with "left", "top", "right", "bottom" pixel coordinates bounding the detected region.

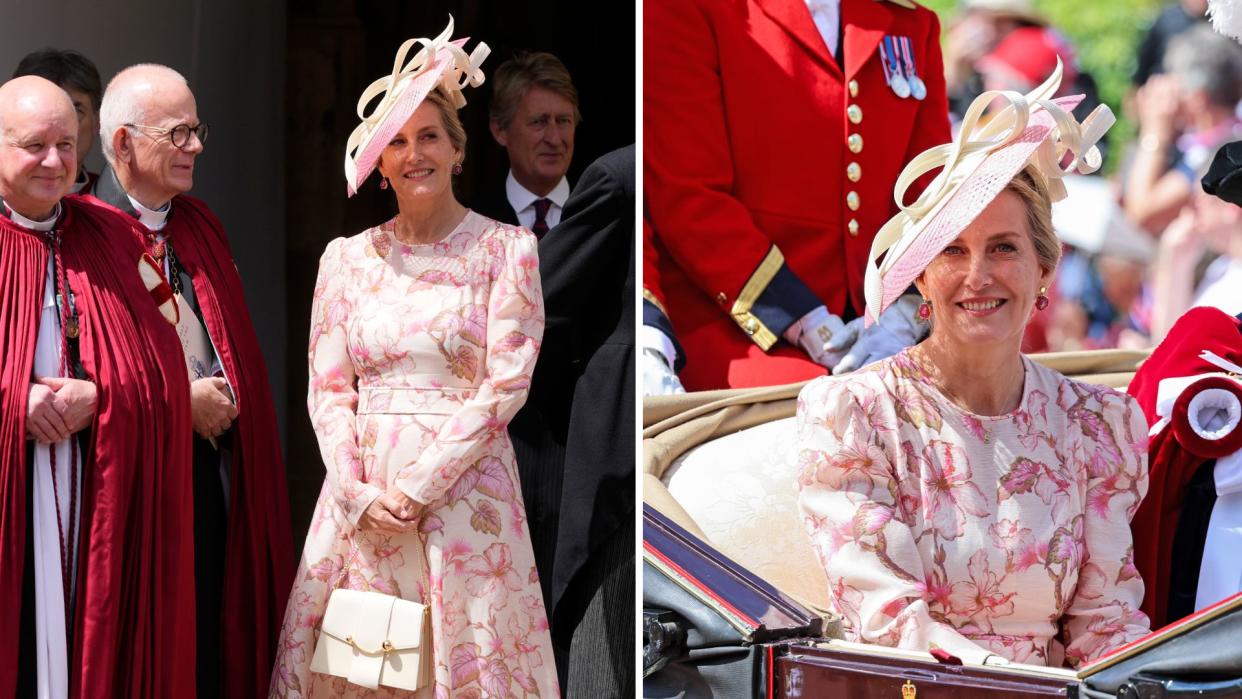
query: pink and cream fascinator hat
[
  {"left": 862, "top": 60, "right": 1114, "bottom": 325},
  {"left": 344, "top": 16, "right": 490, "bottom": 196}
]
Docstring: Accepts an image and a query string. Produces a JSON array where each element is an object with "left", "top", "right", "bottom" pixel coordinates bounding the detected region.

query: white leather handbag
[{"left": 310, "top": 535, "right": 433, "bottom": 690}]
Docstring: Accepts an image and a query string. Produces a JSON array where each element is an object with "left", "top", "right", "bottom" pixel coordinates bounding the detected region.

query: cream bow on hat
[
  {"left": 344, "top": 16, "right": 490, "bottom": 196},
  {"left": 862, "top": 60, "right": 1115, "bottom": 325}
]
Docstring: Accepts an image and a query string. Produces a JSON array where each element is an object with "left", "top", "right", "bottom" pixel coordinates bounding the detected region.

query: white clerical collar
[
  {"left": 505, "top": 171, "right": 570, "bottom": 214},
  {"left": 127, "top": 194, "right": 171, "bottom": 231},
  {"left": 6, "top": 202, "right": 61, "bottom": 231}
]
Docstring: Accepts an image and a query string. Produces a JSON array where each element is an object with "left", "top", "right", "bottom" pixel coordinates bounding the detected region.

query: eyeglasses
[{"left": 125, "top": 122, "right": 210, "bottom": 151}]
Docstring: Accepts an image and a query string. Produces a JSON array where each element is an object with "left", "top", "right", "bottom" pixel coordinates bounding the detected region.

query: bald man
[
  {"left": 0, "top": 75, "right": 195, "bottom": 697},
  {"left": 88, "top": 64, "right": 293, "bottom": 698}
]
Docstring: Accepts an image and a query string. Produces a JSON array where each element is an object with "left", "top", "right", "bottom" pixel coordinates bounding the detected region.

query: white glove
[
  {"left": 641, "top": 325, "right": 686, "bottom": 397},
  {"left": 832, "top": 295, "right": 925, "bottom": 375},
  {"left": 783, "top": 306, "right": 858, "bottom": 370}
]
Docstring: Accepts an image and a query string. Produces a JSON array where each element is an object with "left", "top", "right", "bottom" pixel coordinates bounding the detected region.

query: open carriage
[{"left": 642, "top": 350, "right": 1242, "bottom": 698}]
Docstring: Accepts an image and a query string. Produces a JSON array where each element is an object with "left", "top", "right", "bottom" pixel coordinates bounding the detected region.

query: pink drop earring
[
  {"left": 1035, "top": 286, "right": 1049, "bottom": 311},
  {"left": 379, "top": 177, "right": 389, "bottom": 190},
  {"left": 452, "top": 162, "right": 463, "bottom": 175},
  {"left": 917, "top": 299, "right": 932, "bottom": 321}
]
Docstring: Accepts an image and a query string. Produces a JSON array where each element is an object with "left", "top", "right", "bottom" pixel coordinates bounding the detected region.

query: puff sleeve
[{"left": 1059, "top": 390, "right": 1152, "bottom": 667}]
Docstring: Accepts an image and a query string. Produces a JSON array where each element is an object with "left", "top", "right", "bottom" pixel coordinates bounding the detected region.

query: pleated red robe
[
  {"left": 85, "top": 187, "right": 295, "bottom": 698},
  {"left": 0, "top": 196, "right": 195, "bottom": 698}
]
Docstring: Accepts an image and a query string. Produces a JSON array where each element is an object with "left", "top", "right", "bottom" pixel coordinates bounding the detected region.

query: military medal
[
  {"left": 882, "top": 37, "right": 910, "bottom": 99},
  {"left": 909, "top": 75, "right": 927, "bottom": 101},
  {"left": 898, "top": 36, "right": 927, "bottom": 101}
]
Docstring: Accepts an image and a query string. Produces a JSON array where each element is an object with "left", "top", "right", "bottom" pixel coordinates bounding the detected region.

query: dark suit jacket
[
  {"left": 508, "top": 143, "right": 635, "bottom": 629},
  {"left": 470, "top": 173, "right": 519, "bottom": 225},
  {"left": 538, "top": 145, "right": 635, "bottom": 622}
]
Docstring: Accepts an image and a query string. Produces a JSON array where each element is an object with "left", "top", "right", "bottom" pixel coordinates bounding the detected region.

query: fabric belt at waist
[{"left": 356, "top": 385, "right": 477, "bottom": 415}]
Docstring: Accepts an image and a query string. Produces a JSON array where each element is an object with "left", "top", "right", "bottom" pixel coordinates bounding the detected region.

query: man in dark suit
[
  {"left": 488, "top": 52, "right": 584, "bottom": 636},
  {"left": 473, "top": 51, "right": 579, "bottom": 236},
  {"left": 511, "top": 145, "right": 635, "bottom": 696}
]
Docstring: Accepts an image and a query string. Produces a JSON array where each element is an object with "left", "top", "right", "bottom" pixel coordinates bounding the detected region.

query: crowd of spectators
[{"left": 944, "top": 0, "right": 1242, "bottom": 353}]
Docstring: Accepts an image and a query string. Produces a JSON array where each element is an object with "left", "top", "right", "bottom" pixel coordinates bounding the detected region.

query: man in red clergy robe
[
  {"left": 88, "top": 64, "right": 294, "bottom": 698},
  {"left": 0, "top": 75, "right": 195, "bottom": 698},
  {"left": 645, "top": 0, "right": 952, "bottom": 390}
]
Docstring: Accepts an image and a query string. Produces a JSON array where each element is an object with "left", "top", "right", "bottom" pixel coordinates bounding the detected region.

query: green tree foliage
[{"left": 919, "top": 0, "right": 1170, "bottom": 171}]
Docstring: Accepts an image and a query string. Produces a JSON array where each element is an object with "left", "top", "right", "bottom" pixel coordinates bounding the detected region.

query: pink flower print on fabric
[
  {"left": 951, "top": 550, "right": 1017, "bottom": 621},
  {"left": 795, "top": 351, "right": 1150, "bottom": 668},
  {"left": 271, "top": 216, "right": 558, "bottom": 696},
  {"left": 465, "top": 542, "right": 523, "bottom": 601},
  {"left": 999, "top": 456, "right": 1073, "bottom": 521},
  {"left": 917, "top": 440, "right": 989, "bottom": 540}
]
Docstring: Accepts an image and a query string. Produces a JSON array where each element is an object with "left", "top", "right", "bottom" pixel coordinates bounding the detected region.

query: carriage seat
[{"left": 664, "top": 416, "right": 832, "bottom": 610}]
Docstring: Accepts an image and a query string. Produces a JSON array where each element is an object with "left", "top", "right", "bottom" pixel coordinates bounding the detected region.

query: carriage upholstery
[{"left": 642, "top": 349, "right": 1151, "bottom": 616}]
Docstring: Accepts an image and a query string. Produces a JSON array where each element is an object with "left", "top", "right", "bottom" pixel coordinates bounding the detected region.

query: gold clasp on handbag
[{"left": 345, "top": 635, "right": 395, "bottom": 655}]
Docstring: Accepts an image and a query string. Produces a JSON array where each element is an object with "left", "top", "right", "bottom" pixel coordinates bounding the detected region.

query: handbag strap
[{"left": 332, "top": 525, "right": 433, "bottom": 603}]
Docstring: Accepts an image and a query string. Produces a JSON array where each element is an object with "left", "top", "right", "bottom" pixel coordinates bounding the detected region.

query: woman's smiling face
[
  {"left": 377, "top": 101, "right": 461, "bottom": 202},
  {"left": 916, "top": 190, "right": 1051, "bottom": 348}
]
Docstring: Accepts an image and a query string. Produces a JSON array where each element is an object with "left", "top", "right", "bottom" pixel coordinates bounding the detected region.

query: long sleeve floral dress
[
  {"left": 796, "top": 350, "right": 1152, "bottom": 668},
  {"left": 271, "top": 212, "right": 558, "bottom": 698}
]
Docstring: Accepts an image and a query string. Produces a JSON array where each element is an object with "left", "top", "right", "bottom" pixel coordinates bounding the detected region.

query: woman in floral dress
[
  {"left": 797, "top": 71, "right": 1151, "bottom": 668},
  {"left": 271, "top": 25, "right": 558, "bottom": 698}
]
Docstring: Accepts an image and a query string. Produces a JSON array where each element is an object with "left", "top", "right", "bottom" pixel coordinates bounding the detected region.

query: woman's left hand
[{"left": 386, "top": 485, "right": 423, "bottom": 522}]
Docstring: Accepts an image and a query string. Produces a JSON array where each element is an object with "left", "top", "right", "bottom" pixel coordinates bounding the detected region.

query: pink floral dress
[
  {"left": 270, "top": 212, "right": 558, "bottom": 698},
  {"left": 796, "top": 350, "right": 1152, "bottom": 668}
]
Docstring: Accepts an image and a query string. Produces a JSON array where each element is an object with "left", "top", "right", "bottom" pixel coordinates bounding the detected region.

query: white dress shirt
[
  {"left": 505, "top": 171, "right": 571, "bottom": 230},
  {"left": 11, "top": 203, "right": 76, "bottom": 699},
  {"left": 805, "top": 0, "right": 841, "bottom": 58}
]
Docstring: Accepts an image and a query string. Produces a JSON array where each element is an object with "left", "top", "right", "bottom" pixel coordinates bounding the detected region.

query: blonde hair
[
  {"left": 426, "top": 86, "right": 467, "bottom": 160},
  {"left": 1005, "top": 165, "right": 1061, "bottom": 275}
]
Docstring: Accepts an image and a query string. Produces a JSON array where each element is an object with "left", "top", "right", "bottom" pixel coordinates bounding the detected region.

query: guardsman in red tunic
[{"left": 645, "top": 0, "right": 951, "bottom": 390}]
